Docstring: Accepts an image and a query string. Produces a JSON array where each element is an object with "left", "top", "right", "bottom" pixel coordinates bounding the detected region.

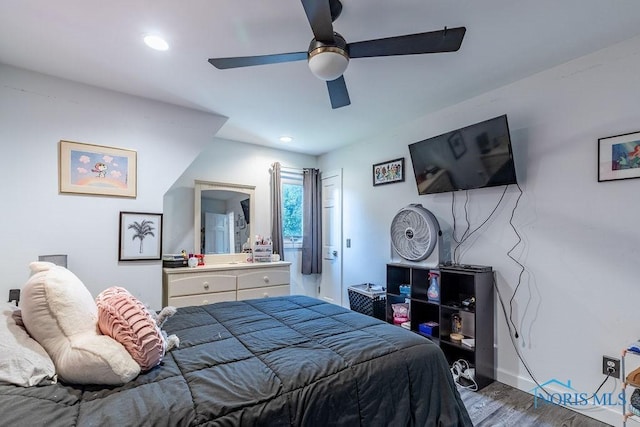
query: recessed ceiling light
[
  {"left": 143, "top": 35, "right": 169, "bottom": 51},
  {"left": 279, "top": 136, "right": 293, "bottom": 143}
]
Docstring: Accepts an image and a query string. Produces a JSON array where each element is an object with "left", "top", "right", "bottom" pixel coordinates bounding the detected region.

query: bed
[{"left": 0, "top": 295, "right": 472, "bottom": 426}]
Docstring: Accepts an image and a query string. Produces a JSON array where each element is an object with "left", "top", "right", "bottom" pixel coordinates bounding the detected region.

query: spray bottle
[{"left": 427, "top": 271, "right": 440, "bottom": 303}]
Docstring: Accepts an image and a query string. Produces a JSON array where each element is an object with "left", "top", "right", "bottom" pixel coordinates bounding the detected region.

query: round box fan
[{"left": 390, "top": 204, "right": 441, "bottom": 262}]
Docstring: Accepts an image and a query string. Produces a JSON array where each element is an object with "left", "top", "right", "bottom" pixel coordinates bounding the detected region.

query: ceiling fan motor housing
[
  {"left": 390, "top": 204, "right": 442, "bottom": 264},
  {"left": 307, "top": 33, "right": 349, "bottom": 81}
]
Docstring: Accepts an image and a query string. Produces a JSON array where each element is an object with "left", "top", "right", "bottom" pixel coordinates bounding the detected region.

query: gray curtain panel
[
  {"left": 302, "top": 168, "right": 322, "bottom": 275},
  {"left": 270, "top": 162, "right": 284, "bottom": 261}
]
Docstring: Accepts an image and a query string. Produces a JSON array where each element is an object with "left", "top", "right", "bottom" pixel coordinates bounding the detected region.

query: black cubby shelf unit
[{"left": 385, "top": 262, "right": 495, "bottom": 390}]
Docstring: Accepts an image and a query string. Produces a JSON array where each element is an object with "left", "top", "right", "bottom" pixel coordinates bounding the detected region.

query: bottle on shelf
[{"left": 427, "top": 271, "right": 440, "bottom": 303}]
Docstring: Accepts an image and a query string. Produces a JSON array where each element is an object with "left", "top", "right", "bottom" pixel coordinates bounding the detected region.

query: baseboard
[{"left": 495, "top": 367, "right": 622, "bottom": 426}]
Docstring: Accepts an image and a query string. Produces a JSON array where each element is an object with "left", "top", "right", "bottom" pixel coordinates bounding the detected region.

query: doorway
[
  {"left": 204, "top": 212, "right": 229, "bottom": 254},
  {"left": 318, "top": 169, "right": 343, "bottom": 306}
]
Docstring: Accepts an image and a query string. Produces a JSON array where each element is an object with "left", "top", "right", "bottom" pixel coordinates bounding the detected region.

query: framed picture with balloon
[{"left": 59, "top": 140, "right": 137, "bottom": 197}]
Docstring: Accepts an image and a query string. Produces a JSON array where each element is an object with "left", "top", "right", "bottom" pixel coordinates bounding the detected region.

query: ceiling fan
[{"left": 208, "top": 0, "right": 465, "bottom": 109}]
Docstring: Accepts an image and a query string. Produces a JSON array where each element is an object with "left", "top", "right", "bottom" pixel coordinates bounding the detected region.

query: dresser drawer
[
  {"left": 237, "top": 285, "right": 290, "bottom": 301},
  {"left": 169, "top": 291, "right": 237, "bottom": 308},
  {"left": 237, "top": 268, "right": 290, "bottom": 290},
  {"left": 167, "top": 273, "right": 236, "bottom": 297}
]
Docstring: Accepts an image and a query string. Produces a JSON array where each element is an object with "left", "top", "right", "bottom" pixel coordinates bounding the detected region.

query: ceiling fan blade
[
  {"left": 348, "top": 27, "right": 466, "bottom": 58},
  {"left": 326, "top": 76, "right": 350, "bottom": 109},
  {"left": 301, "top": 0, "right": 335, "bottom": 43},
  {"left": 209, "top": 52, "right": 307, "bottom": 69}
]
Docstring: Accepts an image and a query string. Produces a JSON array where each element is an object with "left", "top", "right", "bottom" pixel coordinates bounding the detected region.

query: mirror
[{"left": 194, "top": 180, "right": 255, "bottom": 256}]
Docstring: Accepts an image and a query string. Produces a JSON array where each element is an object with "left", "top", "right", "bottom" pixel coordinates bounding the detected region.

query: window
[{"left": 282, "top": 170, "right": 303, "bottom": 248}]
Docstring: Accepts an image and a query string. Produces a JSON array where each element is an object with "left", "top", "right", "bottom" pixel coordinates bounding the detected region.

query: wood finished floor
[{"left": 458, "top": 381, "right": 613, "bottom": 427}]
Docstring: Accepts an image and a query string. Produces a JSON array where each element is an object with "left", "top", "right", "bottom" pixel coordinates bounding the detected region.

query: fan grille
[{"left": 390, "top": 205, "right": 438, "bottom": 261}]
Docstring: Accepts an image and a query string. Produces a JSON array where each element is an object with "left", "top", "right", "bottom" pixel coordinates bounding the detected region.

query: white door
[
  {"left": 205, "top": 212, "right": 229, "bottom": 254},
  {"left": 319, "top": 169, "right": 342, "bottom": 306}
]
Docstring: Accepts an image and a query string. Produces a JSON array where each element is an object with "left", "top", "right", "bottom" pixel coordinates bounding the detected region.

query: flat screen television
[
  {"left": 408, "top": 114, "right": 517, "bottom": 195},
  {"left": 240, "top": 198, "right": 250, "bottom": 224}
]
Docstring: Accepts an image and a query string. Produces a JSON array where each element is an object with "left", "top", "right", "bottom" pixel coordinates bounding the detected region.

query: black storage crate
[{"left": 348, "top": 283, "right": 386, "bottom": 320}]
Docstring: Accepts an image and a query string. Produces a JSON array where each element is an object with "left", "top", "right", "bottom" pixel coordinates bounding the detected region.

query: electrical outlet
[
  {"left": 602, "top": 356, "right": 620, "bottom": 378},
  {"left": 8, "top": 289, "right": 20, "bottom": 306}
]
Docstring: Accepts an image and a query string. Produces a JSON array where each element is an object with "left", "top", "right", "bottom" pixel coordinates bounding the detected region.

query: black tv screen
[
  {"left": 408, "top": 115, "right": 517, "bottom": 195},
  {"left": 240, "top": 198, "right": 250, "bottom": 224}
]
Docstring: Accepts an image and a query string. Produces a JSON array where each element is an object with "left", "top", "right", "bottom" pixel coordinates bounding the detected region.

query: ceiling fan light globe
[{"left": 308, "top": 48, "right": 349, "bottom": 81}]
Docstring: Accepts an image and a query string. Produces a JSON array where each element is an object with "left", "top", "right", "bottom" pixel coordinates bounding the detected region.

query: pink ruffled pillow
[{"left": 96, "top": 287, "right": 165, "bottom": 371}]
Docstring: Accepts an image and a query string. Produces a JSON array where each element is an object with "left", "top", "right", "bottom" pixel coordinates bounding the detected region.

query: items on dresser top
[
  {"left": 162, "top": 253, "right": 188, "bottom": 268},
  {"left": 163, "top": 253, "right": 206, "bottom": 268}
]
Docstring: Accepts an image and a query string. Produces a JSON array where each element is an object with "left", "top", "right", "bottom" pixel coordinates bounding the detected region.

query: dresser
[{"left": 162, "top": 262, "right": 291, "bottom": 307}]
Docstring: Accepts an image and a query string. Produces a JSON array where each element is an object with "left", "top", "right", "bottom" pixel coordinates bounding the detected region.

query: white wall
[
  {"left": 319, "top": 35, "right": 640, "bottom": 425},
  {"left": 162, "top": 138, "right": 320, "bottom": 298},
  {"left": 0, "top": 64, "right": 227, "bottom": 309}
]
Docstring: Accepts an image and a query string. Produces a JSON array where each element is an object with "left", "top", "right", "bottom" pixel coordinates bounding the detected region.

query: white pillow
[
  {"left": 20, "top": 262, "right": 140, "bottom": 385},
  {"left": 0, "top": 303, "right": 57, "bottom": 387}
]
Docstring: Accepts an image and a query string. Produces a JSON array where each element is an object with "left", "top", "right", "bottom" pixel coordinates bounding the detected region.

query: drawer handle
[
  {"left": 263, "top": 292, "right": 269, "bottom": 298},
  {"left": 203, "top": 282, "right": 209, "bottom": 290},
  {"left": 263, "top": 276, "right": 269, "bottom": 283},
  {"left": 202, "top": 300, "right": 208, "bottom": 305}
]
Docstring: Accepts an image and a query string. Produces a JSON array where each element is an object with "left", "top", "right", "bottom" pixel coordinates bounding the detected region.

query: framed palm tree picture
[{"left": 119, "top": 212, "right": 163, "bottom": 261}]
